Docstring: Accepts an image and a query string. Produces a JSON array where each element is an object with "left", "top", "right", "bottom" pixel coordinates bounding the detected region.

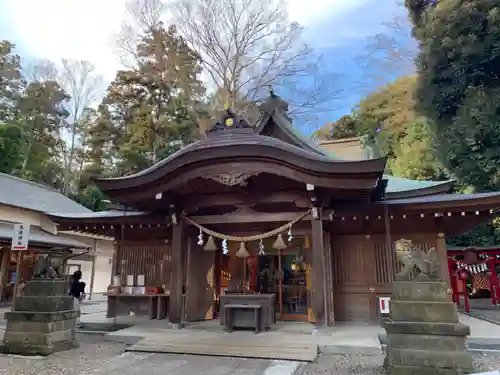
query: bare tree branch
[
  {"left": 167, "top": 0, "right": 343, "bottom": 119},
  {"left": 58, "top": 59, "right": 104, "bottom": 195},
  {"left": 24, "top": 58, "right": 58, "bottom": 83},
  {"left": 357, "top": 0, "right": 417, "bottom": 91},
  {"left": 112, "top": 0, "right": 165, "bottom": 68}
]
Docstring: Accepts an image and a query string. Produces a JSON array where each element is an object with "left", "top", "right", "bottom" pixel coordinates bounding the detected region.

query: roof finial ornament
[
  {"left": 260, "top": 87, "right": 289, "bottom": 118},
  {"left": 207, "top": 105, "right": 252, "bottom": 134}
]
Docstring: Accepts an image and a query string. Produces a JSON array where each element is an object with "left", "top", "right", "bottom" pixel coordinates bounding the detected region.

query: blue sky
[{"left": 0, "top": 0, "right": 413, "bottom": 133}]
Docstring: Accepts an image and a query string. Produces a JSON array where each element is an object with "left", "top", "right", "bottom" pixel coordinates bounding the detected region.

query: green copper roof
[{"left": 384, "top": 175, "right": 453, "bottom": 194}]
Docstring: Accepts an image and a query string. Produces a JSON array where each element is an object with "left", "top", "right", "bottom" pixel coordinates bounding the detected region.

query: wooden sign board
[{"left": 11, "top": 223, "right": 30, "bottom": 250}]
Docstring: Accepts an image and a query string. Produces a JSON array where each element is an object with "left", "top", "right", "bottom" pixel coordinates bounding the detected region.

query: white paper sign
[
  {"left": 11, "top": 223, "right": 30, "bottom": 250},
  {"left": 379, "top": 297, "right": 391, "bottom": 314}
]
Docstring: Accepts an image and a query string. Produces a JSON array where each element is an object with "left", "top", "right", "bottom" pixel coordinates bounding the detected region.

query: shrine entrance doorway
[{"left": 238, "top": 237, "right": 313, "bottom": 322}]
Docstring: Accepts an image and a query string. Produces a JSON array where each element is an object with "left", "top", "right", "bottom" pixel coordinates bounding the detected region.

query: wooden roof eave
[
  {"left": 94, "top": 141, "right": 387, "bottom": 194},
  {"left": 47, "top": 211, "right": 169, "bottom": 226},
  {"left": 382, "top": 192, "right": 500, "bottom": 214}
]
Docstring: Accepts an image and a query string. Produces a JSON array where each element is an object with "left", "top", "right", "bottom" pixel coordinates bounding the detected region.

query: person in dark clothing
[
  {"left": 69, "top": 270, "right": 85, "bottom": 327},
  {"left": 69, "top": 270, "right": 85, "bottom": 300}
]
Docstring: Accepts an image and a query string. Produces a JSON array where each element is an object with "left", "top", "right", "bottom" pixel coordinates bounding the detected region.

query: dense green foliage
[
  {"left": 403, "top": 0, "right": 500, "bottom": 245},
  {"left": 408, "top": 0, "right": 500, "bottom": 192},
  {"left": 316, "top": 75, "right": 446, "bottom": 179},
  {"left": 0, "top": 24, "right": 206, "bottom": 210}
]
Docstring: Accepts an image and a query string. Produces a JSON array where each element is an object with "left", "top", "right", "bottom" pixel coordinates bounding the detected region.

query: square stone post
[{"left": 383, "top": 239, "right": 474, "bottom": 375}]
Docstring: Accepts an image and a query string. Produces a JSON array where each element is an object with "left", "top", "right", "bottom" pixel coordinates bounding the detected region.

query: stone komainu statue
[
  {"left": 32, "top": 254, "right": 66, "bottom": 279},
  {"left": 394, "top": 238, "right": 441, "bottom": 281}
]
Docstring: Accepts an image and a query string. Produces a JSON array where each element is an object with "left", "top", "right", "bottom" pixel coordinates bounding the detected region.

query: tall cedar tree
[
  {"left": 15, "top": 80, "right": 69, "bottom": 188},
  {"left": 85, "top": 23, "right": 206, "bottom": 177}
]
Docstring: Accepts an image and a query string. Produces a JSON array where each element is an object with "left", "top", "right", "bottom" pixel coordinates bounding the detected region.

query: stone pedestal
[
  {"left": 384, "top": 281, "right": 474, "bottom": 375},
  {"left": 0, "top": 279, "right": 79, "bottom": 356}
]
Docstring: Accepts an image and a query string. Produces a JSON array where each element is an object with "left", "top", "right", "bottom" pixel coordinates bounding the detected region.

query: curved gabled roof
[
  {"left": 253, "top": 94, "right": 453, "bottom": 200},
  {"left": 94, "top": 128, "right": 386, "bottom": 192}
]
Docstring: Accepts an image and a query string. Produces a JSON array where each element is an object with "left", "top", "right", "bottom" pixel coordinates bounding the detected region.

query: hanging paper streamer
[
  {"left": 258, "top": 239, "right": 265, "bottom": 255},
  {"left": 456, "top": 261, "right": 488, "bottom": 274},
  {"left": 222, "top": 239, "right": 228, "bottom": 255},
  {"left": 197, "top": 228, "right": 204, "bottom": 246},
  {"left": 287, "top": 225, "right": 293, "bottom": 242}
]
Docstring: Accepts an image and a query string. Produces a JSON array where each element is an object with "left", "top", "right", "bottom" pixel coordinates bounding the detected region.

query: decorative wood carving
[{"left": 205, "top": 172, "right": 258, "bottom": 187}]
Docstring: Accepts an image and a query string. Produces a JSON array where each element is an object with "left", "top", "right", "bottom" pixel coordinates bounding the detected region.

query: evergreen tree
[{"left": 407, "top": 0, "right": 500, "bottom": 191}]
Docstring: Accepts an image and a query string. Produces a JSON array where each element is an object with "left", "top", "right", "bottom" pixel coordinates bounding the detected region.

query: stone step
[
  {"left": 4, "top": 327, "right": 75, "bottom": 346},
  {"left": 14, "top": 296, "right": 75, "bottom": 312},
  {"left": 386, "top": 332, "right": 467, "bottom": 351},
  {"left": 6, "top": 318, "right": 77, "bottom": 334},
  {"left": 388, "top": 347, "right": 474, "bottom": 371},
  {"left": 392, "top": 281, "right": 452, "bottom": 302},
  {"left": 4, "top": 310, "right": 79, "bottom": 323},
  {"left": 22, "top": 280, "right": 69, "bottom": 297},
  {"left": 384, "top": 321, "right": 470, "bottom": 336},
  {"left": 390, "top": 301, "right": 459, "bottom": 323}
]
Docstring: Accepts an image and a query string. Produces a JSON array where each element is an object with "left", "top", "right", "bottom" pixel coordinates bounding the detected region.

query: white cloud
[
  {"left": 6, "top": 0, "right": 126, "bottom": 79},
  {"left": 5, "top": 0, "right": 364, "bottom": 80}
]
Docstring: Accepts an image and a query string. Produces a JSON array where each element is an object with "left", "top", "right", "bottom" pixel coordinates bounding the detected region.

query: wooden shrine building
[{"left": 47, "top": 93, "right": 500, "bottom": 326}]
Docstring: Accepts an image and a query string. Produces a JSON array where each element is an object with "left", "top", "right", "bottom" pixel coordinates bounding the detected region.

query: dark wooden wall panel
[
  {"left": 331, "top": 233, "right": 438, "bottom": 323},
  {"left": 117, "top": 241, "right": 171, "bottom": 287}
]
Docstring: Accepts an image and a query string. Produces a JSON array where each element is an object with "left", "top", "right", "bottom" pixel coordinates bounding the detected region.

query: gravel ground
[
  {"left": 300, "top": 352, "right": 500, "bottom": 375},
  {"left": 0, "top": 334, "right": 127, "bottom": 375},
  {"left": 1, "top": 334, "right": 500, "bottom": 375}
]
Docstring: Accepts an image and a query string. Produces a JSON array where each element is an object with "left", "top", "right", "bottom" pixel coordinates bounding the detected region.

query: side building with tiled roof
[{"left": 0, "top": 173, "right": 113, "bottom": 303}]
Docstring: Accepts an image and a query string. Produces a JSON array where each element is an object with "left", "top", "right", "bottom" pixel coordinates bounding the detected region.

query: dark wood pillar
[
  {"left": 323, "top": 231, "right": 335, "bottom": 326},
  {"left": 169, "top": 219, "right": 186, "bottom": 325},
  {"left": 311, "top": 208, "right": 326, "bottom": 327},
  {"left": 0, "top": 247, "right": 10, "bottom": 301},
  {"left": 185, "top": 238, "right": 216, "bottom": 321}
]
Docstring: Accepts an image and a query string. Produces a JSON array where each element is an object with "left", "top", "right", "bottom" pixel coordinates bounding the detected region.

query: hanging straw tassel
[
  {"left": 236, "top": 242, "right": 250, "bottom": 258},
  {"left": 203, "top": 235, "right": 218, "bottom": 251},
  {"left": 273, "top": 233, "right": 287, "bottom": 250}
]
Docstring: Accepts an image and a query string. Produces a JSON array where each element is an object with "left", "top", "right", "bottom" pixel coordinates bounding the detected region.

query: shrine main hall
[{"left": 48, "top": 93, "right": 500, "bottom": 326}]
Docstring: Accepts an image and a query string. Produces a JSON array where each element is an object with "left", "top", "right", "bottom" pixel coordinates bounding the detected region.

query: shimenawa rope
[{"left": 182, "top": 209, "right": 311, "bottom": 242}]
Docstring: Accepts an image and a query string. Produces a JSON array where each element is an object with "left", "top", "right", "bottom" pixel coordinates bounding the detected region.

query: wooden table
[
  {"left": 224, "top": 303, "right": 261, "bottom": 333},
  {"left": 105, "top": 293, "right": 170, "bottom": 319}
]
